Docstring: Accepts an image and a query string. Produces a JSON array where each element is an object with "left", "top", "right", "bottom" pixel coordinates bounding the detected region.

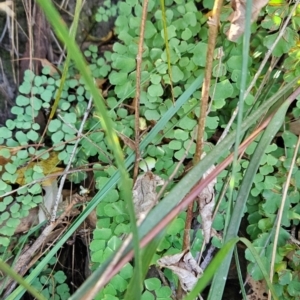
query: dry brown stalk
[
  {"left": 132, "top": 0, "right": 149, "bottom": 183},
  {"left": 180, "top": 0, "right": 224, "bottom": 297}
]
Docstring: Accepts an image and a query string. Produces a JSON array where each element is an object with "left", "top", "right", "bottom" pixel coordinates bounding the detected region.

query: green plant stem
[{"left": 223, "top": 0, "right": 252, "bottom": 240}]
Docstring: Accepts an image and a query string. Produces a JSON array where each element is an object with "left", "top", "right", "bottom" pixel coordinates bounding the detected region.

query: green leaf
[
  {"left": 5, "top": 120, "right": 15, "bottom": 131},
  {"left": 32, "top": 123, "right": 40, "bottom": 131},
  {"left": 5, "top": 163, "right": 17, "bottom": 174},
  {"left": 144, "top": 20, "right": 157, "bottom": 39},
  {"left": 171, "top": 65, "right": 184, "bottom": 83},
  {"left": 226, "top": 56, "right": 243, "bottom": 71},
  {"left": 141, "top": 291, "right": 155, "bottom": 300},
  {"left": 48, "top": 119, "right": 62, "bottom": 132},
  {"left": 30, "top": 97, "right": 43, "bottom": 110},
  {"left": 161, "top": 25, "right": 177, "bottom": 40},
  {"left": 63, "top": 112, "right": 77, "bottom": 124},
  {"left": 148, "top": 84, "right": 163, "bottom": 97},
  {"left": 0, "top": 127, "right": 12, "bottom": 139},
  {"left": 19, "top": 82, "right": 32, "bottom": 94},
  {"left": 120, "top": 263, "right": 133, "bottom": 279},
  {"left": 263, "top": 27, "right": 297, "bottom": 57},
  {"left": 155, "top": 286, "right": 172, "bottom": 298},
  {"left": 192, "top": 43, "right": 207, "bottom": 67},
  {"left": 174, "top": 129, "right": 189, "bottom": 141},
  {"left": 3, "top": 196, "right": 13, "bottom": 205},
  {"left": 27, "top": 130, "right": 39, "bottom": 141},
  {"left": 114, "top": 56, "right": 136, "bottom": 73},
  {"left": 52, "top": 130, "right": 64, "bottom": 143},
  {"left": 209, "top": 79, "right": 233, "bottom": 100},
  {"left": 93, "top": 228, "right": 112, "bottom": 240},
  {"left": 6, "top": 218, "right": 20, "bottom": 228},
  {"left": 110, "top": 274, "right": 128, "bottom": 292},
  {"left": 0, "top": 236, "right": 10, "bottom": 246},
  {"left": 144, "top": 278, "right": 161, "bottom": 291},
  {"left": 11, "top": 106, "right": 24, "bottom": 116},
  {"left": 181, "top": 27, "right": 192, "bottom": 40},
  {"left": 54, "top": 271, "right": 67, "bottom": 284},
  {"left": 0, "top": 202, "right": 7, "bottom": 212},
  {"left": 60, "top": 100, "right": 71, "bottom": 111},
  {"left": 0, "top": 148, "right": 10, "bottom": 158},
  {"left": 109, "top": 71, "right": 128, "bottom": 85},
  {"left": 102, "top": 189, "right": 119, "bottom": 203},
  {"left": 107, "top": 236, "right": 122, "bottom": 251},
  {"left": 167, "top": 217, "right": 185, "bottom": 235},
  {"left": 104, "top": 201, "right": 126, "bottom": 217},
  {"left": 144, "top": 110, "right": 161, "bottom": 121},
  {"left": 282, "top": 131, "right": 298, "bottom": 148},
  {"left": 16, "top": 95, "right": 30, "bottom": 106},
  {"left": 287, "top": 279, "right": 300, "bottom": 296},
  {"left": 0, "top": 211, "right": 9, "bottom": 220},
  {"left": 206, "top": 116, "right": 219, "bottom": 129},
  {"left": 28, "top": 183, "right": 42, "bottom": 194}
]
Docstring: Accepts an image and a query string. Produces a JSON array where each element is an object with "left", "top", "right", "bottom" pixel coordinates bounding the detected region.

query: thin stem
[
  {"left": 133, "top": 0, "right": 149, "bottom": 183},
  {"left": 181, "top": 0, "right": 223, "bottom": 272},
  {"left": 50, "top": 93, "right": 93, "bottom": 222},
  {"left": 268, "top": 135, "right": 300, "bottom": 300}
]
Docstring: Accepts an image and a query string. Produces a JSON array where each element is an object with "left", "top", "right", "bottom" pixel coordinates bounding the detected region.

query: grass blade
[
  {"left": 208, "top": 98, "right": 293, "bottom": 299},
  {"left": 0, "top": 259, "right": 46, "bottom": 300}
]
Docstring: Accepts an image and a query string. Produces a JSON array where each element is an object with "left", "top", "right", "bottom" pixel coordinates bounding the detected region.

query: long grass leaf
[
  {"left": 224, "top": 0, "right": 252, "bottom": 237},
  {"left": 0, "top": 259, "right": 46, "bottom": 300},
  {"left": 208, "top": 99, "right": 292, "bottom": 299}
]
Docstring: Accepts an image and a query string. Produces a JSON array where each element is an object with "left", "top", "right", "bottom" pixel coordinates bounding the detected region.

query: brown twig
[
  {"left": 133, "top": 0, "right": 149, "bottom": 183},
  {"left": 194, "top": 1, "right": 223, "bottom": 163},
  {"left": 181, "top": 2, "right": 224, "bottom": 296}
]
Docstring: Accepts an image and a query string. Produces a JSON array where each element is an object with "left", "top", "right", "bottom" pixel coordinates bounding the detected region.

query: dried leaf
[
  {"left": 16, "top": 152, "right": 63, "bottom": 186},
  {"left": 115, "top": 130, "right": 136, "bottom": 151},
  {"left": 157, "top": 249, "right": 202, "bottom": 292},
  {"left": 198, "top": 153, "right": 216, "bottom": 244},
  {"left": 86, "top": 209, "right": 97, "bottom": 228},
  {"left": 246, "top": 276, "right": 267, "bottom": 300},
  {"left": 133, "top": 171, "right": 164, "bottom": 218},
  {"left": 288, "top": 118, "right": 300, "bottom": 136},
  {"left": 39, "top": 179, "right": 62, "bottom": 223},
  {"left": 226, "top": 0, "right": 269, "bottom": 41}
]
